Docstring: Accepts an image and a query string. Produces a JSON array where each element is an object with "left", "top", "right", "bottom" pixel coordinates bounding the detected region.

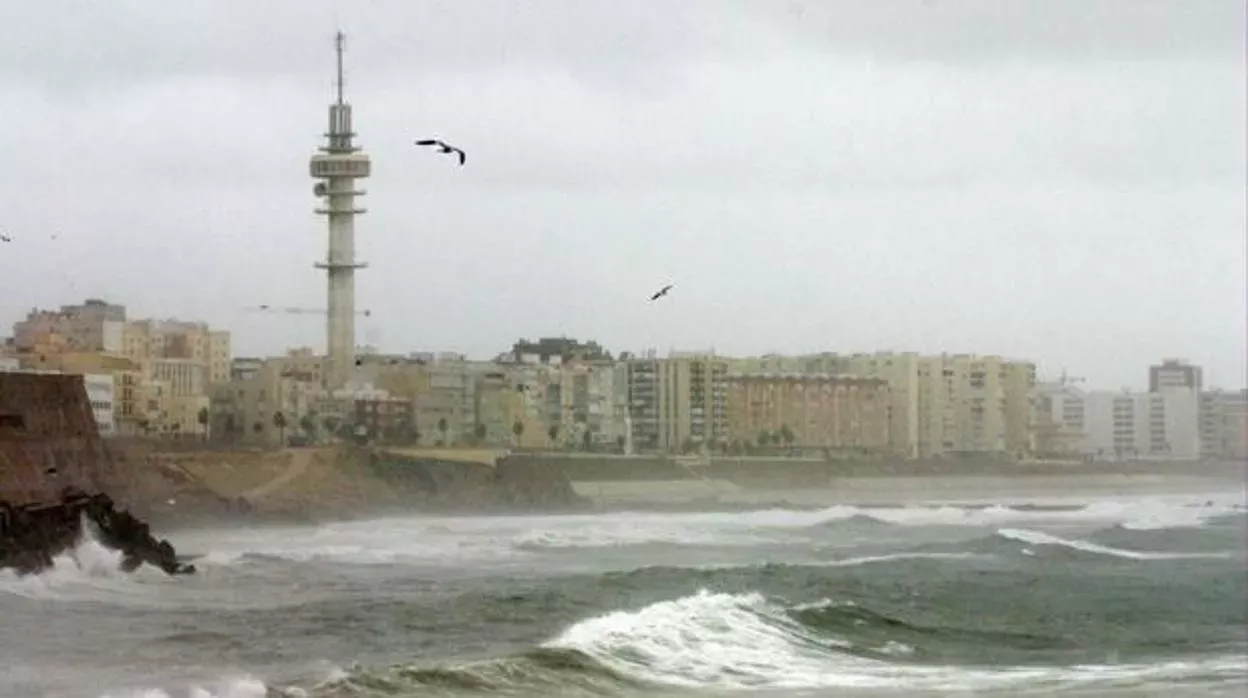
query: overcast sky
[{"left": 0, "top": 0, "right": 1243, "bottom": 389}]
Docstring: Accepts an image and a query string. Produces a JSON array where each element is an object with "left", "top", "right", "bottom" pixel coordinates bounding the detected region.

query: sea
[{"left": 1, "top": 488, "right": 1245, "bottom": 697}]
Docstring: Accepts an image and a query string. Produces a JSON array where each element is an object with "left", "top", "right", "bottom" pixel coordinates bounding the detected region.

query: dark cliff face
[{"left": 366, "top": 451, "right": 588, "bottom": 512}]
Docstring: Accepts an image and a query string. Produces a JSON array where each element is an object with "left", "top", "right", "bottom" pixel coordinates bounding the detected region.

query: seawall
[{"left": 499, "top": 452, "right": 1243, "bottom": 508}]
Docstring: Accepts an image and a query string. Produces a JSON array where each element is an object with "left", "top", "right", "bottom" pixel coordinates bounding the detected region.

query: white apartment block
[
  {"left": 1046, "top": 387, "right": 1200, "bottom": 461},
  {"left": 83, "top": 373, "right": 116, "bottom": 436},
  {"left": 1200, "top": 389, "right": 1248, "bottom": 460}
]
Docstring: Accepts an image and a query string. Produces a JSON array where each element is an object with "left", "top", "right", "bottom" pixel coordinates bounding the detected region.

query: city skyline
[
  {"left": 4, "top": 295, "right": 1242, "bottom": 394},
  {"left": 0, "top": 1, "right": 1243, "bottom": 391}
]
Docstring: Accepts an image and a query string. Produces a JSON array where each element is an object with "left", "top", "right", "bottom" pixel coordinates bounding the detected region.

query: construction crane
[{"left": 244, "top": 305, "right": 372, "bottom": 317}]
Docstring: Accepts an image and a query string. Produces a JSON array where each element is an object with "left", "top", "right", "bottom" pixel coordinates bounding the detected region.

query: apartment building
[
  {"left": 473, "top": 367, "right": 534, "bottom": 447},
  {"left": 83, "top": 373, "right": 116, "bottom": 436},
  {"left": 412, "top": 357, "right": 487, "bottom": 446},
  {"left": 557, "top": 359, "right": 621, "bottom": 448},
  {"left": 627, "top": 352, "right": 728, "bottom": 453},
  {"left": 123, "top": 319, "right": 231, "bottom": 384},
  {"left": 1051, "top": 387, "right": 1200, "bottom": 460},
  {"left": 12, "top": 298, "right": 126, "bottom": 352},
  {"left": 725, "top": 372, "right": 890, "bottom": 452},
  {"left": 353, "top": 396, "right": 416, "bottom": 442},
  {"left": 1200, "top": 389, "right": 1248, "bottom": 460},
  {"left": 1030, "top": 381, "right": 1086, "bottom": 457},
  {"left": 731, "top": 351, "right": 1036, "bottom": 459},
  {"left": 1150, "top": 358, "right": 1202, "bottom": 393},
  {"left": 211, "top": 355, "right": 317, "bottom": 446}
]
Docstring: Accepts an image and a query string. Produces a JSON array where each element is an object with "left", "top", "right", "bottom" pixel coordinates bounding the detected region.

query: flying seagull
[
  {"left": 0, "top": 233, "right": 11, "bottom": 243},
  {"left": 415, "top": 139, "right": 466, "bottom": 166},
  {"left": 649, "top": 284, "right": 674, "bottom": 301}
]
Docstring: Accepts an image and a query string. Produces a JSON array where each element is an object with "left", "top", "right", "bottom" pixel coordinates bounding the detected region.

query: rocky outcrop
[
  {"left": 0, "top": 373, "right": 192, "bottom": 577},
  {"left": 0, "top": 490, "right": 193, "bottom": 576}
]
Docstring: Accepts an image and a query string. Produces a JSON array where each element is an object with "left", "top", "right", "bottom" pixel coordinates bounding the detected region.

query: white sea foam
[
  {"left": 178, "top": 492, "right": 1240, "bottom": 568},
  {"left": 996, "top": 528, "right": 1231, "bottom": 561},
  {"left": 0, "top": 524, "right": 128, "bottom": 599},
  {"left": 97, "top": 677, "right": 268, "bottom": 698},
  {"left": 545, "top": 589, "right": 1248, "bottom": 691}
]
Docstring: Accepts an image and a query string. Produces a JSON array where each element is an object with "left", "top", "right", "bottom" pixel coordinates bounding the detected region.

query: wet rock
[{"left": 0, "top": 492, "right": 194, "bottom": 577}]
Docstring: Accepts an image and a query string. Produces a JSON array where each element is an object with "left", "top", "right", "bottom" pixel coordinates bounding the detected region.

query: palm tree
[
  {"left": 437, "top": 417, "right": 448, "bottom": 446},
  {"left": 197, "top": 407, "right": 210, "bottom": 442},
  {"left": 273, "top": 411, "right": 288, "bottom": 446}
]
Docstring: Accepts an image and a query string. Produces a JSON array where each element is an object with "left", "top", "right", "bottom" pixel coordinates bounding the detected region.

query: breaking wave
[
  {"left": 0, "top": 523, "right": 129, "bottom": 600},
  {"left": 177, "top": 492, "right": 1244, "bottom": 567},
  {"left": 274, "top": 589, "right": 1247, "bottom": 696}
]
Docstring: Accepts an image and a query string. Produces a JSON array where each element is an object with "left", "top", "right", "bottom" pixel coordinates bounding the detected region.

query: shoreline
[{"left": 144, "top": 469, "right": 1242, "bottom": 531}]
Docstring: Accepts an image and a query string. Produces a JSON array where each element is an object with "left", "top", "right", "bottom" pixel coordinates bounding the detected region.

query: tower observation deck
[{"left": 310, "top": 31, "right": 371, "bottom": 391}]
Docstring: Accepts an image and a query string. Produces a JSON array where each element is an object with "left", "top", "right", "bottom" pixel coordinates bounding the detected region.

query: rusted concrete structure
[{"left": 0, "top": 373, "right": 192, "bottom": 575}]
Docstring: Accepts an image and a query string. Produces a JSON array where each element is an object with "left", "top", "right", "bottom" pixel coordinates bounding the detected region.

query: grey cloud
[
  {"left": 743, "top": 0, "right": 1245, "bottom": 63},
  {"left": 0, "top": 0, "right": 719, "bottom": 95},
  {"left": 0, "top": 1, "right": 1243, "bottom": 390}
]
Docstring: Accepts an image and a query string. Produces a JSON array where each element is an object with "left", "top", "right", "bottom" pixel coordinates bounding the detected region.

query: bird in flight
[
  {"left": 0, "top": 234, "right": 11, "bottom": 243},
  {"left": 649, "top": 284, "right": 674, "bottom": 301},
  {"left": 415, "top": 139, "right": 466, "bottom": 166}
]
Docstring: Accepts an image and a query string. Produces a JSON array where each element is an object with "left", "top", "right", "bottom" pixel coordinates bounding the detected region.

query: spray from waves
[
  {"left": 174, "top": 494, "right": 1242, "bottom": 570},
  {"left": 0, "top": 519, "right": 128, "bottom": 599},
  {"left": 812, "top": 495, "right": 1244, "bottom": 532},
  {"left": 97, "top": 676, "right": 267, "bottom": 698},
  {"left": 298, "top": 589, "right": 1247, "bottom": 695},
  {"left": 996, "top": 528, "right": 1234, "bottom": 561}
]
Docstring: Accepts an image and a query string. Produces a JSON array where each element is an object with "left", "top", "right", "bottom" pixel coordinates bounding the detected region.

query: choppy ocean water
[{"left": 1, "top": 490, "right": 1245, "bottom": 697}]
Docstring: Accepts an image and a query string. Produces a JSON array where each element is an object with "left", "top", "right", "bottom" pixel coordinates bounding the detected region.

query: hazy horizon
[{"left": 1, "top": 0, "right": 1244, "bottom": 391}]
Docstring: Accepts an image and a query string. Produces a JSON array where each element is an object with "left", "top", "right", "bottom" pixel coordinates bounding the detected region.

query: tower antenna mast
[{"left": 334, "top": 30, "right": 345, "bottom": 105}]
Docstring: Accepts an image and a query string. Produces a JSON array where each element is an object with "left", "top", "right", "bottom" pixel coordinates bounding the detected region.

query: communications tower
[{"left": 310, "top": 31, "right": 371, "bottom": 391}]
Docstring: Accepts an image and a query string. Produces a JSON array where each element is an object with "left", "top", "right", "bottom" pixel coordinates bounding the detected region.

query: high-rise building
[
  {"left": 1149, "top": 359, "right": 1202, "bottom": 393},
  {"left": 626, "top": 352, "right": 728, "bottom": 453},
  {"left": 1199, "top": 389, "right": 1248, "bottom": 460},
  {"left": 1052, "top": 387, "right": 1201, "bottom": 461}
]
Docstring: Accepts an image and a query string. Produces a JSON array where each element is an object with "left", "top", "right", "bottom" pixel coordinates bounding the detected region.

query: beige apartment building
[
  {"left": 627, "top": 352, "right": 729, "bottom": 453},
  {"left": 12, "top": 298, "right": 126, "bottom": 352},
  {"left": 725, "top": 372, "right": 891, "bottom": 452},
  {"left": 122, "top": 319, "right": 231, "bottom": 384},
  {"left": 730, "top": 351, "right": 1037, "bottom": 459}
]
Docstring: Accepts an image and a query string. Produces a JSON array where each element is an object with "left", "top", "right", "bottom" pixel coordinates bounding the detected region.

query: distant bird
[
  {"left": 415, "top": 138, "right": 466, "bottom": 166},
  {"left": 649, "top": 284, "right": 674, "bottom": 301},
  {"left": 0, "top": 234, "right": 11, "bottom": 243}
]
